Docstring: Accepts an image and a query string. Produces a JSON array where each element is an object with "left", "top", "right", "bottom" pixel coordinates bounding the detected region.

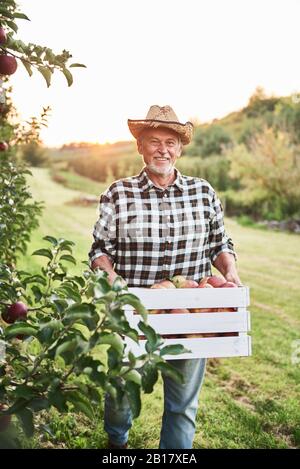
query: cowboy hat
[{"left": 128, "top": 105, "right": 194, "bottom": 145}]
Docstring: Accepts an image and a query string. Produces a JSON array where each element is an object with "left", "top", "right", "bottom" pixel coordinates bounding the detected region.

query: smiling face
[{"left": 137, "top": 127, "right": 183, "bottom": 177}]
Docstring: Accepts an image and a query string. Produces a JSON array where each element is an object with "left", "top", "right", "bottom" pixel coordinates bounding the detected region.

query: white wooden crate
[{"left": 124, "top": 287, "right": 251, "bottom": 360}]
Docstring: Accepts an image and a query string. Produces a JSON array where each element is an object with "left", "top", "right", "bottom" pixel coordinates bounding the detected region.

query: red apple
[
  {"left": 0, "top": 405, "right": 11, "bottom": 432},
  {"left": 221, "top": 281, "right": 237, "bottom": 288},
  {"left": 198, "top": 277, "right": 209, "bottom": 288},
  {"left": 150, "top": 279, "right": 176, "bottom": 289},
  {"left": 169, "top": 308, "right": 190, "bottom": 314},
  {"left": 207, "top": 275, "right": 226, "bottom": 288},
  {"left": 0, "top": 27, "right": 7, "bottom": 45},
  {"left": 1, "top": 301, "right": 28, "bottom": 324},
  {"left": 0, "top": 54, "right": 18, "bottom": 75},
  {"left": 182, "top": 279, "right": 199, "bottom": 288},
  {"left": 0, "top": 141, "right": 9, "bottom": 152}
]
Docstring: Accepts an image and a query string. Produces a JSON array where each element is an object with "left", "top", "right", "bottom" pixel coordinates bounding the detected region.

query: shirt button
[{"left": 163, "top": 193, "right": 168, "bottom": 198}]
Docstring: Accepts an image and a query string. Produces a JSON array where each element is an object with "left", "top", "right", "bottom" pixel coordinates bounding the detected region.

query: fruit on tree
[
  {"left": 0, "top": 54, "right": 18, "bottom": 75},
  {"left": 1, "top": 301, "right": 28, "bottom": 324},
  {"left": 0, "top": 27, "right": 7, "bottom": 44},
  {"left": 0, "top": 141, "right": 9, "bottom": 152},
  {"left": 0, "top": 405, "right": 11, "bottom": 432}
]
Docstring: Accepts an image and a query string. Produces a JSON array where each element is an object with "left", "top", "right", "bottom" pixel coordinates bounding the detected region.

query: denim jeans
[{"left": 104, "top": 358, "right": 206, "bottom": 449}]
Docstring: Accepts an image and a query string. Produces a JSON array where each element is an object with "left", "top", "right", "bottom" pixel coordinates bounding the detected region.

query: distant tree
[
  {"left": 244, "top": 86, "right": 279, "bottom": 118},
  {"left": 187, "top": 125, "right": 232, "bottom": 157},
  {"left": 227, "top": 128, "right": 300, "bottom": 219}
]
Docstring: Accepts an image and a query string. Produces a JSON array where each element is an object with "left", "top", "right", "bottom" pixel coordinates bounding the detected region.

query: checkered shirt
[{"left": 89, "top": 167, "right": 236, "bottom": 287}]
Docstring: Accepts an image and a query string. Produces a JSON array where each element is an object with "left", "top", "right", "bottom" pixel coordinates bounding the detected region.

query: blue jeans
[{"left": 104, "top": 358, "right": 206, "bottom": 449}]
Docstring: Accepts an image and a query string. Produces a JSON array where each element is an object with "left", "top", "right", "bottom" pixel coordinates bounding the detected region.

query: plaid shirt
[{"left": 89, "top": 167, "right": 236, "bottom": 287}]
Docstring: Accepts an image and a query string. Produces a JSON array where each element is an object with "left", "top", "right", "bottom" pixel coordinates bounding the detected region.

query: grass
[{"left": 18, "top": 167, "right": 300, "bottom": 449}]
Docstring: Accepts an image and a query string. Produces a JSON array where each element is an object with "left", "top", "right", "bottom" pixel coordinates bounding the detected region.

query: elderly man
[{"left": 89, "top": 105, "right": 241, "bottom": 449}]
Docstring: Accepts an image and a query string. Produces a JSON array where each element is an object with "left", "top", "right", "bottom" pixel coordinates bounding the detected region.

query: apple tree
[{"left": 0, "top": 237, "right": 186, "bottom": 447}]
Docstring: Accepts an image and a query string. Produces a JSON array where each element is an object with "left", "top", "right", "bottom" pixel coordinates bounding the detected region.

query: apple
[
  {"left": 0, "top": 405, "right": 11, "bottom": 432},
  {"left": 0, "top": 141, "right": 9, "bottom": 152},
  {"left": 1, "top": 301, "right": 28, "bottom": 324},
  {"left": 169, "top": 308, "right": 190, "bottom": 314},
  {"left": 182, "top": 279, "right": 199, "bottom": 288},
  {"left": 171, "top": 275, "right": 186, "bottom": 288},
  {"left": 221, "top": 281, "right": 237, "bottom": 288},
  {"left": 148, "top": 309, "right": 165, "bottom": 314},
  {"left": 150, "top": 279, "right": 176, "bottom": 289},
  {"left": 198, "top": 277, "right": 209, "bottom": 288},
  {"left": 207, "top": 275, "right": 226, "bottom": 288},
  {"left": 0, "top": 27, "right": 7, "bottom": 44},
  {"left": 0, "top": 54, "right": 18, "bottom": 75}
]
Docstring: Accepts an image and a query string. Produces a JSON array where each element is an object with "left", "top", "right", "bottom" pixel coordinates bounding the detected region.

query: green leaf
[
  {"left": 66, "top": 391, "right": 94, "bottom": 420},
  {"left": 118, "top": 294, "right": 148, "bottom": 322},
  {"left": 60, "top": 254, "right": 76, "bottom": 265},
  {"left": 38, "top": 66, "right": 52, "bottom": 87},
  {"left": 141, "top": 364, "right": 159, "bottom": 393},
  {"left": 5, "top": 324, "right": 38, "bottom": 339},
  {"left": 160, "top": 344, "right": 190, "bottom": 357},
  {"left": 16, "top": 408, "right": 34, "bottom": 437},
  {"left": 69, "top": 63, "right": 87, "bottom": 68},
  {"left": 21, "top": 59, "right": 33, "bottom": 77},
  {"left": 13, "top": 12, "right": 31, "bottom": 21},
  {"left": 99, "top": 332, "right": 124, "bottom": 356},
  {"left": 138, "top": 321, "right": 157, "bottom": 347},
  {"left": 6, "top": 20, "right": 18, "bottom": 33},
  {"left": 43, "top": 236, "right": 58, "bottom": 246},
  {"left": 156, "top": 362, "right": 184, "bottom": 384},
  {"left": 32, "top": 248, "right": 53, "bottom": 260},
  {"left": 122, "top": 369, "right": 141, "bottom": 386},
  {"left": 125, "top": 381, "right": 141, "bottom": 419},
  {"left": 31, "top": 285, "right": 43, "bottom": 302},
  {"left": 62, "top": 68, "right": 73, "bottom": 87}
]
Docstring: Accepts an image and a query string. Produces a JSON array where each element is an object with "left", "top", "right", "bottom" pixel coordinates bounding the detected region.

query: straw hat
[{"left": 128, "top": 105, "right": 194, "bottom": 145}]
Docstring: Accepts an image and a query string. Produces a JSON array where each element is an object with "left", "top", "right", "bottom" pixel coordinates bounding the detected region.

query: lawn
[{"left": 19, "top": 167, "right": 300, "bottom": 449}]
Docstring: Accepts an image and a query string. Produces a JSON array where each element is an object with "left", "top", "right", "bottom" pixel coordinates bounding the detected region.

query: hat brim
[{"left": 128, "top": 119, "right": 193, "bottom": 145}]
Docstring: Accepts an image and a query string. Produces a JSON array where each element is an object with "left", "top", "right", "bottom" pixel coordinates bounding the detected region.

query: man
[{"left": 89, "top": 105, "right": 241, "bottom": 449}]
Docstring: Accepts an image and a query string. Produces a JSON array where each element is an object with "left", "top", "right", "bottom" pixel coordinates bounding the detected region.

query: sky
[{"left": 7, "top": 0, "right": 300, "bottom": 146}]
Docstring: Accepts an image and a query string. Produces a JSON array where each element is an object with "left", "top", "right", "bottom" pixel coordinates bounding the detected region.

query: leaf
[
  {"left": 31, "top": 285, "right": 43, "bottom": 302},
  {"left": 156, "top": 362, "right": 185, "bottom": 384},
  {"left": 99, "top": 332, "right": 124, "bottom": 356},
  {"left": 138, "top": 321, "right": 157, "bottom": 347},
  {"left": 125, "top": 381, "right": 141, "bottom": 419},
  {"left": 141, "top": 364, "right": 159, "bottom": 393},
  {"left": 122, "top": 369, "right": 141, "bottom": 386},
  {"left": 21, "top": 59, "right": 33, "bottom": 77},
  {"left": 62, "top": 68, "right": 73, "bottom": 87},
  {"left": 16, "top": 408, "right": 34, "bottom": 437},
  {"left": 118, "top": 294, "right": 148, "bottom": 322},
  {"left": 5, "top": 324, "right": 38, "bottom": 339},
  {"left": 160, "top": 344, "right": 190, "bottom": 357},
  {"left": 32, "top": 248, "right": 53, "bottom": 260},
  {"left": 43, "top": 236, "right": 58, "bottom": 246},
  {"left": 13, "top": 12, "right": 31, "bottom": 21},
  {"left": 69, "top": 63, "right": 87, "bottom": 68},
  {"left": 38, "top": 66, "right": 52, "bottom": 88},
  {"left": 6, "top": 20, "right": 18, "bottom": 33},
  {"left": 66, "top": 391, "right": 94, "bottom": 420},
  {"left": 60, "top": 254, "right": 76, "bottom": 265}
]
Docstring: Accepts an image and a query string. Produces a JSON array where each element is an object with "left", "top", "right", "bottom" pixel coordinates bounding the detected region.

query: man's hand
[{"left": 213, "top": 252, "right": 243, "bottom": 286}]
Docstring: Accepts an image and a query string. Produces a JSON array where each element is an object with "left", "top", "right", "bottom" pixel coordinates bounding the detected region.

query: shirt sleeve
[
  {"left": 208, "top": 190, "right": 237, "bottom": 263},
  {"left": 88, "top": 190, "right": 117, "bottom": 267}
]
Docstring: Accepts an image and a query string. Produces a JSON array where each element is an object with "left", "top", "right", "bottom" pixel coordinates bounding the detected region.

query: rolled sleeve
[
  {"left": 88, "top": 191, "right": 117, "bottom": 267},
  {"left": 209, "top": 191, "right": 237, "bottom": 263}
]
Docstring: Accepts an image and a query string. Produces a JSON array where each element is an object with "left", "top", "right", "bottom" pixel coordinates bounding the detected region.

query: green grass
[
  {"left": 50, "top": 168, "right": 108, "bottom": 196},
  {"left": 18, "top": 168, "right": 300, "bottom": 449}
]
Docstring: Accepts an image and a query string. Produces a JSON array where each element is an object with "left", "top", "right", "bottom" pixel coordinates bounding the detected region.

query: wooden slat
[
  {"left": 127, "top": 286, "right": 250, "bottom": 309},
  {"left": 126, "top": 311, "right": 250, "bottom": 334},
  {"left": 124, "top": 335, "right": 252, "bottom": 360}
]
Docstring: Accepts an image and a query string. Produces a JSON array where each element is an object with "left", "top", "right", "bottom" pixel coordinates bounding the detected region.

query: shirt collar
[{"left": 137, "top": 167, "right": 184, "bottom": 192}]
